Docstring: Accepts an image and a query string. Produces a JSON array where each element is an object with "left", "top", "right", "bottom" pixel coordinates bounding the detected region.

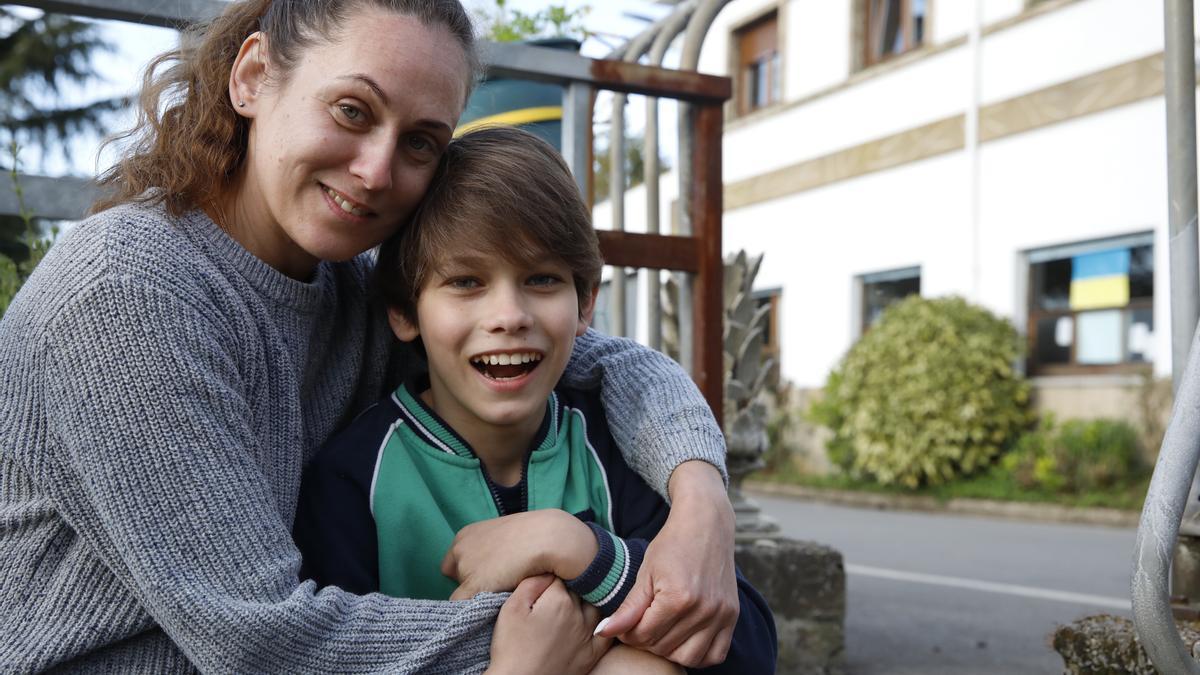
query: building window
[
  {"left": 752, "top": 287, "right": 783, "bottom": 366},
  {"left": 1026, "top": 234, "right": 1154, "bottom": 375},
  {"left": 863, "top": 0, "right": 926, "bottom": 67},
  {"left": 734, "top": 12, "right": 780, "bottom": 116},
  {"left": 859, "top": 266, "right": 921, "bottom": 333}
]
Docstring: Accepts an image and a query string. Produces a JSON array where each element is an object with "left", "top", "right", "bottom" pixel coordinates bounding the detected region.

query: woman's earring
[{"left": 237, "top": 101, "right": 246, "bottom": 108}]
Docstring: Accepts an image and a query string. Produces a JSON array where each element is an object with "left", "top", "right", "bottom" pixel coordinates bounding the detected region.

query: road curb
[{"left": 746, "top": 481, "right": 1140, "bottom": 528}]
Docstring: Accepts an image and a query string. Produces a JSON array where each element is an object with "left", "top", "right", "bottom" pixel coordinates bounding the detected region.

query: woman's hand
[
  {"left": 442, "top": 510, "right": 598, "bottom": 600},
  {"left": 485, "top": 575, "right": 610, "bottom": 675},
  {"left": 596, "top": 461, "right": 739, "bottom": 668}
]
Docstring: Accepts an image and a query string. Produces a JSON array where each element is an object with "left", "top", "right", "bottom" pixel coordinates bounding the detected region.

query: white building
[{"left": 597, "top": 0, "right": 1178, "bottom": 422}]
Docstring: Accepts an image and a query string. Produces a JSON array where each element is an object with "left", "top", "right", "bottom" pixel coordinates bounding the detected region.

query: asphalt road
[{"left": 751, "top": 493, "right": 1136, "bottom": 674}]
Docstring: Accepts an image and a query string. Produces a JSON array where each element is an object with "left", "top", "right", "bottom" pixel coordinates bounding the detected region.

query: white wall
[
  {"left": 931, "top": 0, "right": 1024, "bottom": 44},
  {"left": 597, "top": 0, "right": 1177, "bottom": 386},
  {"left": 719, "top": 95, "right": 1172, "bottom": 388},
  {"left": 980, "top": 0, "right": 1163, "bottom": 104},
  {"left": 723, "top": 151, "right": 969, "bottom": 386},
  {"left": 722, "top": 45, "right": 969, "bottom": 182},
  {"left": 784, "top": 0, "right": 852, "bottom": 99}
]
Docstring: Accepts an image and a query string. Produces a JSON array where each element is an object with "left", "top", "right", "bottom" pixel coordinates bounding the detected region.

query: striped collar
[{"left": 390, "top": 380, "right": 562, "bottom": 460}]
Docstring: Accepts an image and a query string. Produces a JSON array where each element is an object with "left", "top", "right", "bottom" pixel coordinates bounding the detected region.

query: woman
[{"left": 0, "top": 0, "right": 737, "bottom": 673}]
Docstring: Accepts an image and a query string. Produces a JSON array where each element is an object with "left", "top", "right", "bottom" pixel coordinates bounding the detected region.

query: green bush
[
  {"left": 0, "top": 233, "right": 51, "bottom": 318},
  {"left": 809, "top": 296, "right": 1030, "bottom": 488},
  {"left": 1003, "top": 416, "right": 1145, "bottom": 493}
]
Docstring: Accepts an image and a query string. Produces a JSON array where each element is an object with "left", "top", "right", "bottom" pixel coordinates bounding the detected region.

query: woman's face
[{"left": 231, "top": 7, "right": 469, "bottom": 278}]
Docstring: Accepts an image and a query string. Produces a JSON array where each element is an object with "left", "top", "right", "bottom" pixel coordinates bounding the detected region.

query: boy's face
[{"left": 388, "top": 251, "right": 597, "bottom": 441}]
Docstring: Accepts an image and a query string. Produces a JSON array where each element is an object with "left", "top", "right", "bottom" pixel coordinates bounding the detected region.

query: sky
[{"left": 19, "top": 0, "right": 685, "bottom": 177}]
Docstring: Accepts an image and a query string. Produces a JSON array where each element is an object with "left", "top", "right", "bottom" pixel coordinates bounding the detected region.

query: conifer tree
[{"left": 1, "top": 7, "right": 119, "bottom": 313}]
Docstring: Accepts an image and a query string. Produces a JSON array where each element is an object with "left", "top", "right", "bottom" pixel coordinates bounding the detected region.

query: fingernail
[{"left": 593, "top": 617, "right": 611, "bottom": 636}]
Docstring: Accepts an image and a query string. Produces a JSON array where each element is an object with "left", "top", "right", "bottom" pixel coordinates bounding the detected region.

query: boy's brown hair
[{"left": 376, "top": 126, "right": 603, "bottom": 324}]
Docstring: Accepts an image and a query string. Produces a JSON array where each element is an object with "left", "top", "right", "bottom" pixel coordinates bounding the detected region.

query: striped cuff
[{"left": 565, "top": 522, "right": 648, "bottom": 615}]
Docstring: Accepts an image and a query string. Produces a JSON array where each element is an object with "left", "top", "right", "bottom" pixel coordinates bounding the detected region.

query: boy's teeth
[{"left": 473, "top": 352, "right": 542, "bottom": 365}]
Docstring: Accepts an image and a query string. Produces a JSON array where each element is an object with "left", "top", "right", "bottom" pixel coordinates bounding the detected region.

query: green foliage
[
  {"left": 0, "top": 7, "right": 110, "bottom": 314},
  {"left": 763, "top": 383, "right": 800, "bottom": 472},
  {"left": 0, "top": 140, "right": 54, "bottom": 318},
  {"left": 809, "top": 295, "right": 1030, "bottom": 488},
  {"left": 0, "top": 8, "right": 122, "bottom": 166},
  {"left": 476, "top": 0, "right": 590, "bottom": 43},
  {"left": 592, "top": 132, "right": 670, "bottom": 202},
  {"left": 1002, "top": 416, "right": 1146, "bottom": 493},
  {"left": 0, "top": 232, "right": 50, "bottom": 317},
  {"left": 1135, "top": 370, "right": 1171, "bottom": 460}
]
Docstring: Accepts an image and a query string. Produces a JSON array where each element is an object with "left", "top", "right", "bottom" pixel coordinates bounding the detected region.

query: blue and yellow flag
[{"left": 1069, "top": 248, "right": 1130, "bottom": 310}]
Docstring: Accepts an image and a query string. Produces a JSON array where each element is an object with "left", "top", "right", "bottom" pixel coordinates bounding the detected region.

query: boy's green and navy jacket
[{"left": 294, "top": 381, "right": 777, "bottom": 674}]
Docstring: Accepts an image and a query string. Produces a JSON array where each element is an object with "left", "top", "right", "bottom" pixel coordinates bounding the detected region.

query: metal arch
[
  {"left": 603, "top": 1, "right": 701, "bottom": 340},
  {"left": 675, "top": 0, "right": 734, "bottom": 372},
  {"left": 642, "top": 2, "right": 701, "bottom": 351},
  {"left": 1133, "top": 320, "right": 1200, "bottom": 674},
  {"left": 1131, "top": 0, "right": 1200, "bottom": 671}
]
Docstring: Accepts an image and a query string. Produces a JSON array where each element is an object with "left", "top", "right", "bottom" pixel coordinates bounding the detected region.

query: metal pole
[
  {"left": 644, "top": 3, "right": 700, "bottom": 354},
  {"left": 1164, "top": 0, "right": 1200, "bottom": 569},
  {"left": 609, "top": 94, "right": 628, "bottom": 337},
  {"left": 1131, "top": 1, "right": 1200, "bottom": 670},
  {"left": 606, "top": 2, "right": 699, "bottom": 348},
  {"left": 966, "top": 0, "right": 983, "bottom": 302},
  {"left": 1164, "top": 0, "right": 1200, "bottom": 395},
  {"left": 561, "top": 83, "right": 593, "bottom": 199}
]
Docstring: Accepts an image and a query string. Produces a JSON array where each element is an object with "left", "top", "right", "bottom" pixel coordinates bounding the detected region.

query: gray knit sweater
[{"left": 0, "top": 204, "right": 727, "bottom": 674}]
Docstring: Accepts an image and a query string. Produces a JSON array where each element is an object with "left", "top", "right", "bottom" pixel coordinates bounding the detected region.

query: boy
[{"left": 293, "top": 127, "right": 775, "bottom": 673}]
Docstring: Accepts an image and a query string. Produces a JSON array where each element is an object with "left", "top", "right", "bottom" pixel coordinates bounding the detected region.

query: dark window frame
[
  {"left": 733, "top": 10, "right": 781, "bottom": 117},
  {"left": 859, "top": 266, "right": 921, "bottom": 334},
  {"left": 862, "top": 0, "right": 927, "bottom": 68},
  {"left": 1025, "top": 235, "right": 1154, "bottom": 377},
  {"left": 752, "top": 287, "right": 783, "bottom": 363}
]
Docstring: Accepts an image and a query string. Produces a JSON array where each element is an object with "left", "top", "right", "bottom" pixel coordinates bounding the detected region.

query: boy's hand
[
  {"left": 595, "top": 461, "right": 739, "bottom": 668},
  {"left": 485, "top": 575, "right": 611, "bottom": 675},
  {"left": 442, "top": 510, "right": 598, "bottom": 599}
]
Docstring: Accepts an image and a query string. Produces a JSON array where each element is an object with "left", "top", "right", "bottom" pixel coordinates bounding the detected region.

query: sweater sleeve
[
  {"left": 41, "top": 277, "right": 503, "bottom": 674},
  {"left": 560, "top": 328, "right": 728, "bottom": 498}
]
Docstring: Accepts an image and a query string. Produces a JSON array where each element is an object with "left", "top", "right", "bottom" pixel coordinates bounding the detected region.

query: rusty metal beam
[
  {"left": 481, "top": 42, "right": 729, "bottom": 104},
  {"left": 597, "top": 231, "right": 701, "bottom": 273},
  {"left": 590, "top": 59, "right": 730, "bottom": 103},
  {"left": 7, "top": 0, "right": 221, "bottom": 27},
  {"left": 691, "top": 103, "right": 725, "bottom": 426}
]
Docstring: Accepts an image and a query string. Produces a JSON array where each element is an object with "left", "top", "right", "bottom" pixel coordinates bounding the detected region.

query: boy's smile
[
  {"left": 469, "top": 350, "right": 544, "bottom": 381},
  {"left": 389, "top": 253, "right": 595, "bottom": 474}
]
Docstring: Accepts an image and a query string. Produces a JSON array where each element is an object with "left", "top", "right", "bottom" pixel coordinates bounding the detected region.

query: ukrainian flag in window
[{"left": 1069, "top": 248, "right": 1130, "bottom": 310}]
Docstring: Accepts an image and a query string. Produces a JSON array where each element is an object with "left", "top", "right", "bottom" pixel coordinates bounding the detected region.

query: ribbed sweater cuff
[
  {"left": 644, "top": 422, "right": 730, "bottom": 500},
  {"left": 565, "top": 522, "right": 647, "bottom": 616}
]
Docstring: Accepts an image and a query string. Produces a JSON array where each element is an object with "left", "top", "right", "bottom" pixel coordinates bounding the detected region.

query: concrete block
[
  {"left": 1052, "top": 614, "right": 1200, "bottom": 674},
  {"left": 736, "top": 537, "right": 846, "bottom": 674}
]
